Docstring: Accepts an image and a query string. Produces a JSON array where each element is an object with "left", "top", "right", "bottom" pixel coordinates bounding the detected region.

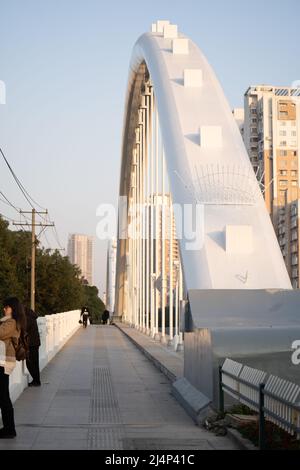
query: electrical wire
[
  {"left": 0, "top": 190, "right": 31, "bottom": 222},
  {"left": 0, "top": 147, "right": 47, "bottom": 212},
  {"left": 52, "top": 224, "right": 65, "bottom": 251},
  {"left": 43, "top": 230, "right": 51, "bottom": 249},
  {"left": 0, "top": 148, "right": 65, "bottom": 247},
  {"left": 0, "top": 212, "right": 15, "bottom": 223}
]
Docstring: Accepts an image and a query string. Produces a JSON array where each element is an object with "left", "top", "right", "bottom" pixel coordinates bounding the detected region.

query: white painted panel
[
  {"left": 184, "top": 69, "right": 203, "bottom": 88},
  {"left": 157, "top": 20, "right": 170, "bottom": 33},
  {"left": 172, "top": 38, "right": 189, "bottom": 55},
  {"left": 200, "top": 126, "right": 222, "bottom": 148},
  {"left": 226, "top": 225, "right": 254, "bottom": 254},
  {"left": 164, "top": 24, "right": 178, "bottom": 39}
]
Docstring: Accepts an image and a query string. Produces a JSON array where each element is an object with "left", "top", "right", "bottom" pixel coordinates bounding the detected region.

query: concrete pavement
[{"left": 0, "top": 325, "right": 238, "bottom": 450}]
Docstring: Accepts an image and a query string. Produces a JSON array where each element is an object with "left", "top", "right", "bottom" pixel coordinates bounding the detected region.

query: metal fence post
[
  {"left": 259, "top": 383, "right": 266, "bottom": 450},
  {"left": 219, "top": 365, "right": 224, "bottom": 414}
]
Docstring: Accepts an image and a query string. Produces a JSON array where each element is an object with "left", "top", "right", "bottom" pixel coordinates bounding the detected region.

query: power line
[
  {"left": 0, "top": 190, "right": 31, "bottom": 222},
  {"left": 0, "top": 147, "right": 65, "bottom": 250},
  {"left": 0, "top": 212, "right": 15, "bottom": 223},
  {"left": 52, "top": 224, "right": 65, "bottom": 251},
  {"left": 0, "top": 147, "right": 47, "bottom": 214},
  {"left": 0, "top": 212, "right": 27, "bottom": 232},
  {"left": 43, "top": 230, "right": 51, "bottom": 249},
  {"left": 13, "top": 209, "right": 54, "bottom": 310},
  {"left": 0, "top": 196, "right": 14, "bottom": 209}
]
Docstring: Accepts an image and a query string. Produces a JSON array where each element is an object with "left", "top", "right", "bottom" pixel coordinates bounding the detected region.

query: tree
[
  {"left": 82, "top": 285, "right": 105, "bottom": 324},
  {"left": 0, "top": 216, "right": 104, "bottom": 316}
]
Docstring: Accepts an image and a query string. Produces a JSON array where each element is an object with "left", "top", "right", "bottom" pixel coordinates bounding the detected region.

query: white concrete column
[
  {"left": 154, "top": 103, "right": 160, "bottom": 341},
  {"left": 161, "top": 153, "right": 167, "bottom": 345},
  {"left": 168, "top": 200, "right": 174, "bottom": 347},
  {"left": 37, "top": 317, "right": 47, "bottom": 369}
]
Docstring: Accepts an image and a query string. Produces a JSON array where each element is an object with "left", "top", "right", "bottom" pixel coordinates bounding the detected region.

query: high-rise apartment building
[
  {"left": 68, "top": 234, "right": 94, "bottom": 285},
  {"left": 150, "top": 194, "right": 180, "bottom": 303},
  {"left": 244, "top": 85, "right": 300, "bottom": 287},
  {"left": 232, "top": 108, "right": 245, "bottom": 137}
]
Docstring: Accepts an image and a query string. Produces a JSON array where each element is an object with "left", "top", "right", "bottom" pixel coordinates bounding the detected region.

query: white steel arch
[{"left": 115, "top": 22, "right": 291, "bottom": 337}]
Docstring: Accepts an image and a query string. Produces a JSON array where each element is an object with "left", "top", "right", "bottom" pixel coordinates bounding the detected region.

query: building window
[
  {"left": 292, "top": 230, "right": 298, "bottom": 241},
  {"left": 291, "top": 218, "right": 298, "bottom": 229},
  {"left": 292, "top": 268, "right": 298, "bottom": 278},
  {"left": 291, "top": 170, "right": 297, "bottom": 177},
  {"left": 279, "top": 150, "right": 288, "bottom": 156},
  {"left": 293, "top": 151, "right": 297, "bottom": 156},
  {"left": 291, "top": 131, "right": 297, "bottom": 137},
  {"left": 279, "top": 180, "right": 288, "bottom": 186},
  {"left": 292, "top": 181, "right": 298, "bottom": 187},
  {"left": 292, "top": 255, "right": 298, "bottom": 266},
  {"left": 279, "top": 170, "right": 287, "bottom": 176},
  {"left": 279, "top": 130, "right": 287, "bottom": 136},
  {"left": 291, "top": 205, "right": 298, "bottom": 217}
]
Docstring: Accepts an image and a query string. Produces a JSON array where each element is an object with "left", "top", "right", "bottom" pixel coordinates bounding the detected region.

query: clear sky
[{"left": 0, "top": 0, "right": 299, "bottom": 296}]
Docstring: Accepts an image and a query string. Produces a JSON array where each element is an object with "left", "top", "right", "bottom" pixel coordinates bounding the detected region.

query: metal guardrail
[{"left": 219, "top": 359, "right": 300, "bottom": 450}]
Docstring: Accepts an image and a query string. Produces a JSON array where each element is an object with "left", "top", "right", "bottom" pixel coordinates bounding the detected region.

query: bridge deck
[{"left": 0, "top": 326, "right": 237, "bottom": 450}]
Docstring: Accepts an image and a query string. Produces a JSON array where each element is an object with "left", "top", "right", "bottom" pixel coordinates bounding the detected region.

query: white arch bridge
[{"left": 114, "top": 21, "right": 300, "bottom": 406}]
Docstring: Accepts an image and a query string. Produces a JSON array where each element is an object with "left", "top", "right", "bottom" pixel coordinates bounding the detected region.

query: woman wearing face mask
[{"left": 0, "top": 297, "right": 26, "bottom": 439}]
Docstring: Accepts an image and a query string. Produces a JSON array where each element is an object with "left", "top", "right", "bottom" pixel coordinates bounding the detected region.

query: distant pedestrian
[
  {"left": 0, "top": 297, "right": 27, "bottom": 439},
  {"left": 80, "top": 306, "right": 90, "bottom": 328},
  {"left": 25, "top": 307, "right": 41, "bottom": 387},
  {"left": 102, "top": 310, "right": 109, "bottom": 325}
]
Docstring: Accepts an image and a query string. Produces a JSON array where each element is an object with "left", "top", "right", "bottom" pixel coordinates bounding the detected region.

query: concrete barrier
[{"left": 9, "top": 309, "right": 80, "bottom": 403}]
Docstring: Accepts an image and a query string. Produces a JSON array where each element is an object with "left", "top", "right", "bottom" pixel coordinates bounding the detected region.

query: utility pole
[{"left": 13, "top": 209, "right": 54, "bottom": 311}]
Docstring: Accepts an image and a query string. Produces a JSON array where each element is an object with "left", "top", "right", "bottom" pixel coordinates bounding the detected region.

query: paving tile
[{"left": 3, "top": 326, "right": 237, "bottom": 450}]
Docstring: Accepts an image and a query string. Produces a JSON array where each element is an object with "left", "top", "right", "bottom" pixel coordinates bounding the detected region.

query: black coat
[
  {"left": 102, "top": 310, "right": 109, "bottom": 321},
  {"left": 25, "top": 309, "right": 41, "bottom": 348}
]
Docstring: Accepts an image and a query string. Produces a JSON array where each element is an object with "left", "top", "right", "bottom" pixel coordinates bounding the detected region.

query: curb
[
  {"left": 114, "top": 323, "right": 177, "bottom": 383},
  {"left": 226, "top": 428, "right": 258, "bottom": 451},
  {"left": 114, "top": 323, "right": 257, "bottom": 451}
]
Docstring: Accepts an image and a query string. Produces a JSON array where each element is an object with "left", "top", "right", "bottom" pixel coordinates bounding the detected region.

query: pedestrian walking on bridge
[
  {"left": 0, "top": 297, "right": 26, "bottom": 439},
  {"left": 102, "top": 309, "right": 110, "bottom": 325},
  {"left": 25, "top": 307, "right": 41, "bottom": 387},
  {"left": 80, "top": 307, "right": 90, "bottom": 328}
]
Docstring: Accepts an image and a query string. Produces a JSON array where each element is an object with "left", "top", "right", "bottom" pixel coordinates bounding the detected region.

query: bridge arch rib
[{"left": 115, "top": 22, "right": 291, "bottom": 337}]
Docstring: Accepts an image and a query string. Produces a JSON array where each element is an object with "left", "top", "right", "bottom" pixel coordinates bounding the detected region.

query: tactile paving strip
[
  {"left": 89, "top": 367, "right": 121, "bottom": 424},
  {"left": 87, "top": 328, "right": 125, "bottom": 449},
  {"left": 87, "top": 426, "right": 123, "bottom": 450}
]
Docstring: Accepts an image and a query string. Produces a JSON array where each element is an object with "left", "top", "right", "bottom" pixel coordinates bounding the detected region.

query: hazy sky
[{"left": 0, "top": 0, "right": 299, "bottom": 296}]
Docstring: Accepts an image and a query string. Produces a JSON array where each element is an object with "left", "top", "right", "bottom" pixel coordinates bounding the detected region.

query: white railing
[
  {"left": 220, "top": 359, "right": 300, "bottom": 449},
  {"left": 9, "top": 309, "right": 80, "bottom": 403}
]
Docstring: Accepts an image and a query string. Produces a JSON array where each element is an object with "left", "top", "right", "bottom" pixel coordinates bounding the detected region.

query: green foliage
[
  {"left": 82, "top": 285, "right": 105, "bottom": 324},
  {"left": 0, "top": 216, "right": 104, "bottom": 316}
]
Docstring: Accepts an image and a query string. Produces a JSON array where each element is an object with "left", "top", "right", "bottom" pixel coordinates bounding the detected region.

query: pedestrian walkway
[
  {"left": 0, "top": 326, "right": 238, "bottom": 450},
  {"left": 114, "top": 323, "right": 184, "bottom": 381}
]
